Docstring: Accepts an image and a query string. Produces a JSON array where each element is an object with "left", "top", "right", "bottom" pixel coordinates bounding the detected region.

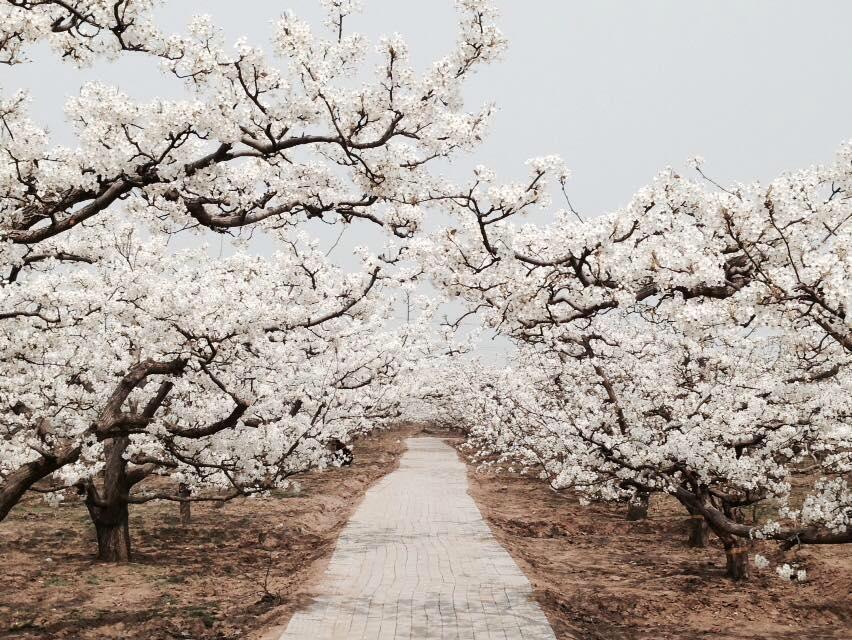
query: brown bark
[
  {"left": 0, "top": 444, "right": 81, "bottom": 522},
  {"left": 674, "top": 485, "right": 852, "bottom": 547},
  {"left": 2, "top": 360, "right": 180, "bottom": 525},
  {"left": 93, "top": 508, "right": 132, "bottom": 562},
  {"left": 723, "top": 539, "right": 749, "bottom": 581},
  {"left": 84, "top": 436, "right": 133, "bottom": 562},
  {"left": 686, "top": 513, "right": 709, "bottom": 548},
  {"left": 178, "top": 483, "right": 191, "bottom": 525},
  {"left": 626, "top": 491, "right": 650, "bottom": 521},
  {"left": 82, "top": 359, "right": 185, "bottom": 561}
]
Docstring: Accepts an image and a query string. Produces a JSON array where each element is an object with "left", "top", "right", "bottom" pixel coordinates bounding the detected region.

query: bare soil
[
  {"left": 0, "top": 425, "right": 419, "bottom": 640},
  {"left": 460, "top": 445, "right": 852, "bottom": 640}
]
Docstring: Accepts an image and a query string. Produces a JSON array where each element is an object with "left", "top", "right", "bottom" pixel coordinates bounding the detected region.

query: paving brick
[{"left": 278, "top": 437, "right": 556, "bottom": 640}]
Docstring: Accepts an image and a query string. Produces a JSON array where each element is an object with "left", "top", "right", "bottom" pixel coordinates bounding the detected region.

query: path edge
[
  {"left": 450, "top": 437, "right": 575, "bottom": 640},
  {"left": 252, "top": 424, "right": 419, "bottom": 640}
]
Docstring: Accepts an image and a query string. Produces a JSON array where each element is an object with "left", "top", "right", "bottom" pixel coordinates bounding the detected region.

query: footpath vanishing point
[{"left": 279, "top": 437, "right": 557, "bottom": 640}]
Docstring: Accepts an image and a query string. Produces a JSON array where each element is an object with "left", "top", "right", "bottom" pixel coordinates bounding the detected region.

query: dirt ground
[
  {"left": 460, "top": 444, "right": 852, "bottom": 640},
  {"left": 4, "top": 425, "right": 849, "bottom": 640},
  {"left": 0, "top": 425, "right": 420, "bottom": 640}
]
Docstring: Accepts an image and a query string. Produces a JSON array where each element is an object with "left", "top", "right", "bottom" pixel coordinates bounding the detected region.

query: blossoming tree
[
  {"left": 418, "top": 147, "right": 852, "bottom": 579},
  {"left": 1, "top": 223, "right": 451, "bottom": 560},
  {"left": 0, "top": 0, "right": 511, "bottom": 561}
]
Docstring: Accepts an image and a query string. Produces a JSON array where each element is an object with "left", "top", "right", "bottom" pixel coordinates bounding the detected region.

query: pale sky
[
  {"left": 7, "top": 0, "right": 852, "bottom": 214},
  {"left": 3, "top": 0, "right": 851, "bottom": 355}
]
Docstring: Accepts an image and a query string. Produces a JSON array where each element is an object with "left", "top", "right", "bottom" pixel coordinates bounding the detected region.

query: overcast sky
[
  {"left": 3, "top": 0, "right": 851, "bottom": 355},
  {"left": 7, "top": 0, "right": 852, "bottom": 215}
]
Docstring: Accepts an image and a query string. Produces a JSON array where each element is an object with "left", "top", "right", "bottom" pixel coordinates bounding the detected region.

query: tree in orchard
[
  {"left": 415, "top": 148, "right": 852, "bottom": 579},
  {"left": 0, "top": 0, "right": 510, "bottom": 561},
  {"left": 503, "top": 152, "right": 852, "bottom": 561},
  {"left": 0, "top": 0, "right": 506, "bottom": 501},
  {"left": 2, "top": 224, "right": 449, "bottom": 560},
  {"left": 430, "top": 305, "right": 849, "bottom": 580}
]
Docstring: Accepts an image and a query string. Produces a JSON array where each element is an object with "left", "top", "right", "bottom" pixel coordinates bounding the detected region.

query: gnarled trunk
[
  {"left": 178, "top": 483, "right": 191, "bottom": 525},
  {"left": 92, "top": 506, "right": 132, "bottom": 562},
  {"left": 674, "top": 489, "right": 711, "bottom": 547},
  {"left": 686, "top": 511, "right": 709, "bottom": 548},
  {"left": 723, "top": 539, "right": 749, "bottom": 581},
  {"left": 85, "top": 436, "right": 134, "bottom": 562},
  {"left": 626, "top": 491, "right": 650, "bottom": 521}
]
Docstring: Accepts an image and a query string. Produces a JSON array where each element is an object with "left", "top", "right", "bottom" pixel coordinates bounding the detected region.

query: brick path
[{"left": 278, "top": 437, "right": 556, "bottom": 640}]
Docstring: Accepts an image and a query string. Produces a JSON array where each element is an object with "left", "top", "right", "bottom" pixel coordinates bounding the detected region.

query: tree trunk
[
  {"left": 626, "top": 491, "right": 650, "bottom": 521},
  {"left": 93, "top": 508, "right": 132, "bottom": 562},
  {"left": 686, "top": 513, "right": 709, "bottom": 547},
  {"left": 178, "top": 483, "right": 191, "bottom": 525},
  {"left": 84, "top": 436, "right": 134, "bottom": 562},
  {"left": 723, "top": 540, "right": 749, "bottom": 581}
]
